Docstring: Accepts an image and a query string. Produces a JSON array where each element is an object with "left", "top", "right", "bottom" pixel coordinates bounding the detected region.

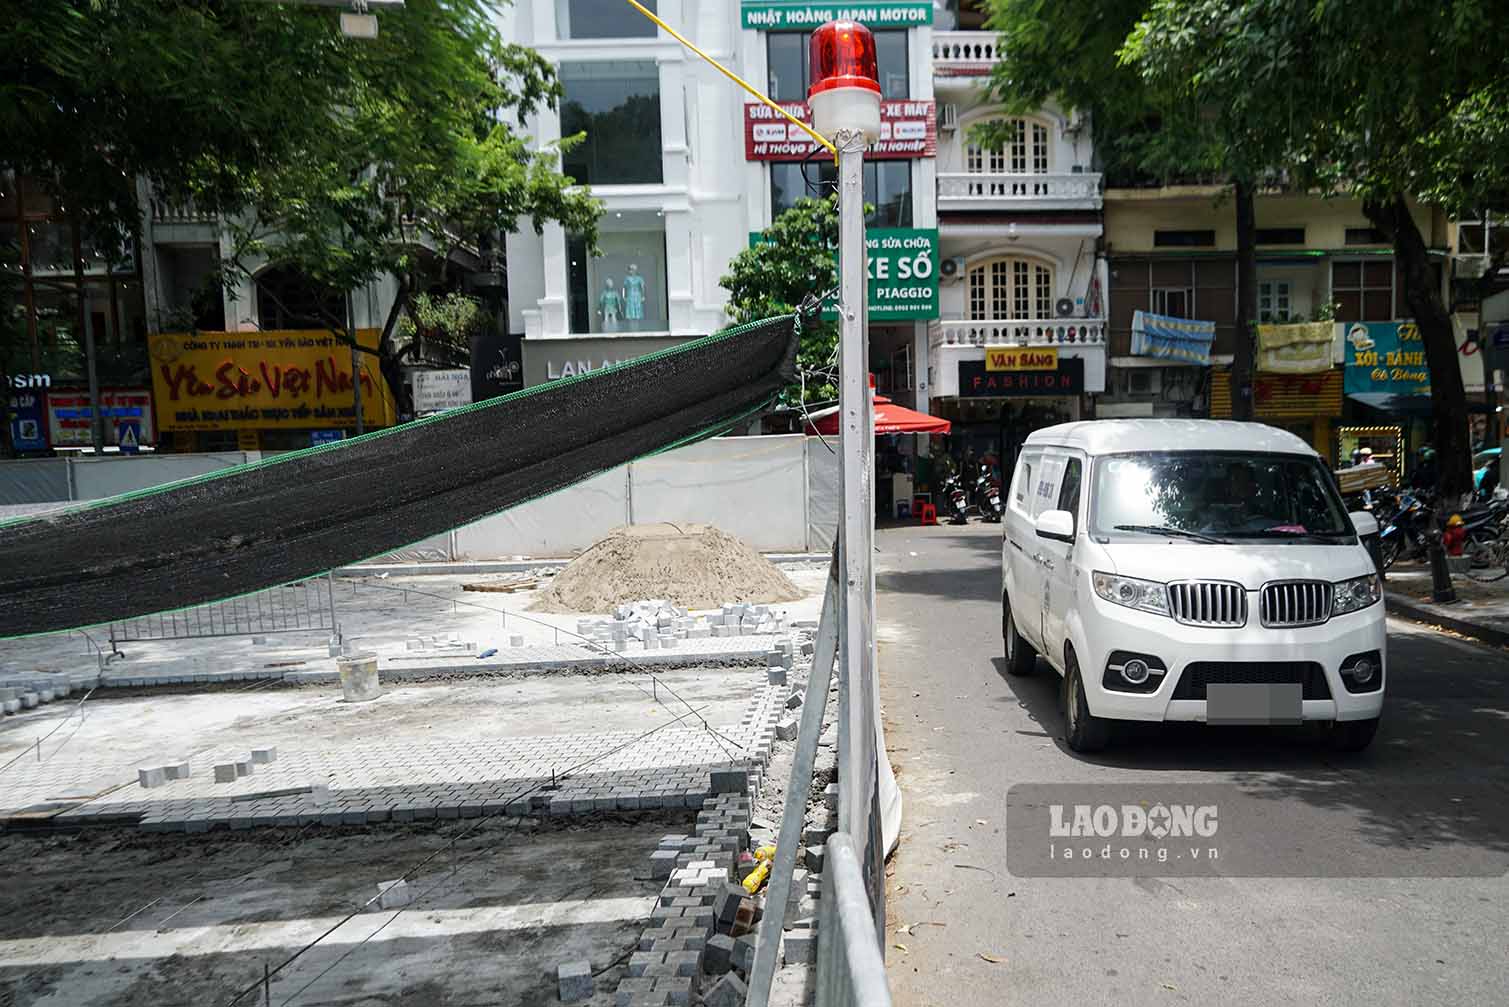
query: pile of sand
[{"left": 532, "top": 523, "right": 802, "bottom": 613}]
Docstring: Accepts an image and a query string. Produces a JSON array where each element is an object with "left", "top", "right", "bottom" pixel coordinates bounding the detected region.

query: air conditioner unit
[
  {"left": 1054, "top": 297, "right": 1076, "bottom": 318},
  {"left": 940, "top": 103, "right": 959, "bottom": 131},
  {"left": 940, "top": 256, "right": 967, "bottom": 283}
]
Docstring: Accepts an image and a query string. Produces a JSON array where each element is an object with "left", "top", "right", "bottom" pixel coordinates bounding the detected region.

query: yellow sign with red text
[
  {"left": 986, "top": 347, "right": 1058, "bottom": 371},
  {"left": 148, "top": 329, "right": 397, "bottom": 431}
]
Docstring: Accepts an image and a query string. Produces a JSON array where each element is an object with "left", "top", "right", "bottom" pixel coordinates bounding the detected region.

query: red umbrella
[{"left": 804, "top": 395, "right": 952, "bottom": 436}]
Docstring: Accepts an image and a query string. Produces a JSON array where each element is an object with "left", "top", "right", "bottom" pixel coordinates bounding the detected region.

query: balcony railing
[
  {"left": 150, "top": 195, "right": 216, "bottom": 226},
  {"left": 938, "top": 171, "right": 1103, "bottom": 209},
  {"left": 932, "top": 31, "right": 999, "bottom": 76},
  {"left": 930, "top": 318, "right": 1108, "bottom": 349}
]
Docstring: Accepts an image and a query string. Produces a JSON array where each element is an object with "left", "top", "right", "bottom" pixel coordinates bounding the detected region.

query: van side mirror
[
  {"left": 1036, "top": 509, "right": 1075, "bottom": 543},
  {"left": 1350, "top": 510, "right": 1379, "bottom": 538}
]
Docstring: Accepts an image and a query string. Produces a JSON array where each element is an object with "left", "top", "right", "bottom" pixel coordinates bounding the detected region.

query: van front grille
[
  {"left": 1260, "top": 581, "right": 1333, "bottom": 628},
  {"left": 1172, "top": 661, "right": 1332, "bottom": 701},
  {"left": 1167, "top": 581, "right": 1248, "bottom": 627}
]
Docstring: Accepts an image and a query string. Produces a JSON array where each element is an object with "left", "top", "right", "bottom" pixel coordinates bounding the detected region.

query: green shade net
[{"left": 0, "top": 315, "right": 798, "bottom": 638}]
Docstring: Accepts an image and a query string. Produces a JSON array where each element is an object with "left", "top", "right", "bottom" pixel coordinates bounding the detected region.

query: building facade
[
  {"left": 927, "top": 24, "right": 1106, "bottom": 469},
  {"left": 502, "top": 2, "right": 1110, "bottom": 481}
]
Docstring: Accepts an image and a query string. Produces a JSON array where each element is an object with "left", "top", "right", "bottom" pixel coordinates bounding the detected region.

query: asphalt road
[{"left": 877, "top": 522, "right": 1509, "bottom": 1007}]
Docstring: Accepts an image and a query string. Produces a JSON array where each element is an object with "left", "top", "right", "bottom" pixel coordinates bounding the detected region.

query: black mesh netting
[{"left": 0, "top": 315, "right": 798, "bottom": 638}]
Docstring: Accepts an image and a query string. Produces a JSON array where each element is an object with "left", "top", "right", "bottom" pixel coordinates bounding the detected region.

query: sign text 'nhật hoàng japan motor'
[
  {"left": 745, "top": 100, "right": 936, "bottom": 160},
  {"left": 740, "top": 1, "right": 932, "bottom": 30},
  {"left": 148, "top": 329, "right": 397, "bottom": 431}
]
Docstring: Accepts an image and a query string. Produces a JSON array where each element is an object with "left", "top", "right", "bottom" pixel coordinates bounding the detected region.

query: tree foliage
[
  {"left": 720, "top": 196, "right": 840, "bottom": 404},
  {"left": 1121, "top": 0, "right": 1509, "bottom": 495},
  {"left": 1, "top": 0, "right": 601, "bottom": 416}
]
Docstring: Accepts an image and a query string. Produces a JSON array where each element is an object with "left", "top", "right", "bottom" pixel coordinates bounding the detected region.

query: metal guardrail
[
  {"left": 817, "top": 833, "right": 893, "bottom": 1007},
  {"left": 108, "top": 573, "right": 340, "bottom": 652}
]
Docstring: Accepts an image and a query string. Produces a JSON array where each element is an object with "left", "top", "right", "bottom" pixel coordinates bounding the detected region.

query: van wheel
[
  {"left": 1003, "top": 591, "right": 1036, "bottom": 676},
  {"left": 1062, "top": 651, "right": 1111, "bottom": 752},
  {"left": 1331, "top": 717, "right": 1380, "bottom": 752}
]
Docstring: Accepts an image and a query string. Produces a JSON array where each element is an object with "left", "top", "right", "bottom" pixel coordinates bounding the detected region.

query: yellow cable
[{"left": 623, "top": 0, "right": 838, "bottom": 157}]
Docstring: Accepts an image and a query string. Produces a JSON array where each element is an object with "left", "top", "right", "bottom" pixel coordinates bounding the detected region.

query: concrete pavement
[{"left": 877, "top": 523, "right": 1509, "bottom": 1007}]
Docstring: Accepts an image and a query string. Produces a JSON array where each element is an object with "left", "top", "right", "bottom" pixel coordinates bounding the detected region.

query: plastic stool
[
  {"left": 918, "top": 503, "right": 938, "bottom": 526},
  {"left": 895, "top": 500, "right": 911, "bottom": 519}
]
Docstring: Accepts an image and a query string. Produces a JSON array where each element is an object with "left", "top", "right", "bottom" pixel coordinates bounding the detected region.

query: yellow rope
[{"left": 623, "top": 0, "right": 838, "bottom": 157}]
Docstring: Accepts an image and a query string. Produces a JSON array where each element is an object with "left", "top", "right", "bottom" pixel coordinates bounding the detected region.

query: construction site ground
[
  {"left": 0, "top": 815, "right": 669, "bottom": 1007},
  {"left": 0, "top": 557, "right": 831, "bottom": 1006}
]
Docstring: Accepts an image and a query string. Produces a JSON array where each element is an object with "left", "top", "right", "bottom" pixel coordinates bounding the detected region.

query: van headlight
[
  {"left": 1092, "top": 571, "right": 1170, "bottom": 616},
  {"left": 1331, "top": 573, "right": 1382, "bottom": 616}
]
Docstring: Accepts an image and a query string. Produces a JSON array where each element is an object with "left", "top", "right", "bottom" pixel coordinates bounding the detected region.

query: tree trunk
[
  {"left": 1365, "top": 193, "right": 1473, "bottom": 499},
  {"left": 379, "top": 273, "right": 415, "bottom": 418},
  {"left": 1231, "top": 178, "right": 1258, "bottom": 421}
]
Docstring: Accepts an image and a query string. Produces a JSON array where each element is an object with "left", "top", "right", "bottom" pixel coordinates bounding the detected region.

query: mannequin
[
  {"left": 622, "top": 263, "right": 646, "bottom": 326},
  {"left": 598, "top": 277, "right": 622, "bottom": 330}
]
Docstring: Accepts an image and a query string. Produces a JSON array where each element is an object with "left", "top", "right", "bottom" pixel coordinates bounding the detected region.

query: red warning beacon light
[{"left": 807, "top": 20, "right": 882, "bottom": 143}]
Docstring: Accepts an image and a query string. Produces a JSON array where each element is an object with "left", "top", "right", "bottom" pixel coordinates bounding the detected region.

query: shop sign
[
  {"left": 148, "top": 329, "right": 397, "bottom": 431},
  {"left": 986, "top": 347, "right": 1058, "bottom": 371},
  {"left": 1130, "top": 310, "right": 1214, "bottom": 365},
  {"left": 1257, "top": 321, "right": 1335, "bottom": 374},
  {"left": 745, "top": 100, "right": 936, "bottom": 160},
  {"left": 747, "top": 227, "right": 939, "bottom": 321},
  {"left": 413, "top": 369, "right": 472, "bottom": 414},
  {"left": 6, "top": 390, "right": 49, "bottom": 452},
  {"left": 740, "top": 1, "right": 932, "bottom": 30},
  {"left": 470, "top": 331, "right": 524, "bottom": 401},
  {"left": 1343, "top": 321, "right": 1429, "bottom": 396},
  {"left": 523, "top": 336, "right": 692, "bottom": 388},
  {"left": 45, "top": 388, "right": 155, "bottom": 448},
  {"left": 860, "top": 228, "right": 938, "bottom": 321},
  {"left": 959, "top": 357, "right": 1084, "bottom": 397}
]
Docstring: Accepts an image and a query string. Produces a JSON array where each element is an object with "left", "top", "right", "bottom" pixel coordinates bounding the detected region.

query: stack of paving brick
[
  {"left": 707, "top": 603, "right": 785, "bottom": 639},
  {"left": 613, "top": 791, "right": 758, "bottom": 1006},
  {"left": 0, "top": 677, "right": 74, "bottom": 715},
  {"left": 577, "top": 601, "right": 725, "bottom": 653}
]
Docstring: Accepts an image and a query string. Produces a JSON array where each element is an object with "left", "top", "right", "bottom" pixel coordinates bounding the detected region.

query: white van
[{"left": 1001, "top": 420, "right": 1385, "bottom": 752}]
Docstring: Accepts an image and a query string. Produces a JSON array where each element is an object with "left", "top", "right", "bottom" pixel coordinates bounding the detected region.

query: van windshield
[{"left": 1090, "top": 451, "right": 1352, "bottom": 541}]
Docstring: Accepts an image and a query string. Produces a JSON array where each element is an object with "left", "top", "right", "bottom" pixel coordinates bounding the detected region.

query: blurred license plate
[{"left": 1207, "top": 683, "right": 1302, "bottom": 725}]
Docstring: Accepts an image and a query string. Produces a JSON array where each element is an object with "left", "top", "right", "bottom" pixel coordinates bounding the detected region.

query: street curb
[
  {"left": 333, "top": 554, "right": 829, "bottom": 578},
  {"left": 1385, "top": 593, "right": 1509, "bottom": 648}
]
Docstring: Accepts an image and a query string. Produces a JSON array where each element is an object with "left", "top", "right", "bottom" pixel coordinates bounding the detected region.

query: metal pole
[
  {"left": 747, "top": 556, "right": 840, "bottom": 1006},
  {"left": 834, "top": 127, "right": 875, "bottom": 864},
  {"left": 71, "top": 216, "right": 105, "bottom": 453},
  {"left": 348, "top": 289, "right": 365, "bottom": 436}
]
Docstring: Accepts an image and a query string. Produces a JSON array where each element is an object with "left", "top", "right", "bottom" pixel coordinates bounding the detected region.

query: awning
[
  {"left": 805, "top": 396, "right": 952, "bottom": 436},
  {"left": 1347, "top": 392, "right": 1495, "bottom": 416}
]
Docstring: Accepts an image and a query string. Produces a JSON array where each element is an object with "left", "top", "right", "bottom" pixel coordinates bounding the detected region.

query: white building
[
  {"left": 926, "top": 23, "right": 1107, "bottom": 463},
  {"left": 499, "top": 1, "right": 753, "bottom": 386},
  {"left": 499, "top": 1, "right": 941, "bottom": 406}
]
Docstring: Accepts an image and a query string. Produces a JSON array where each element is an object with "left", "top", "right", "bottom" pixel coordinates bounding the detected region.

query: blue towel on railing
[{"left": 1130, "top": 310, "right": 1215, "bottom": 365}]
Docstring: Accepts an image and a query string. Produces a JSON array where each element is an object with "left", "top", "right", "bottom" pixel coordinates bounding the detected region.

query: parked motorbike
[
  {"left": 973, "top": 466, "right": 1003, "bottom": 523},
  {"left": 1377, "top": 490, "right": 1433, "bottom": 569},
  {"left": 1448, "top": 491, "right": 1509, "bottom": 567},
  {"left": 942, "top": 474, "right": 970, "bottom": 525}
]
